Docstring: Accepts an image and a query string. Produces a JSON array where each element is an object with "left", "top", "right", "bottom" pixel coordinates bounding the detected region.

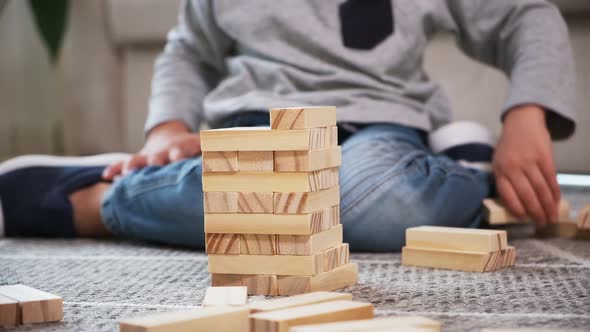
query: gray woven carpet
[{"left": 1, "top": 186, "right": 589, "bottom": 332}]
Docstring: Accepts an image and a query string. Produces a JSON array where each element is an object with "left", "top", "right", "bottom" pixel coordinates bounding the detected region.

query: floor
[{"left": 0, "top": 186, "right": 589, "bottom": 332}]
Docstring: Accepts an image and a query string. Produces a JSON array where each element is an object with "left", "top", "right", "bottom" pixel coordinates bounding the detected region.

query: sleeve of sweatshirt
[
  {"left": 145, "top": 0, "right": 233, "bottom": 134},
  {"left": 446, "top": 0, "right": 576, "bottom": 140}
]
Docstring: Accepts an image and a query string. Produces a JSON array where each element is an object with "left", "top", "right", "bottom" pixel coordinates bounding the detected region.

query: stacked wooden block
[
  {"left": 402, "top": 226, "right": 516, "bottom": 272},
  {"left": 200, "top": 106, "right": 357, "bottom": 295}
]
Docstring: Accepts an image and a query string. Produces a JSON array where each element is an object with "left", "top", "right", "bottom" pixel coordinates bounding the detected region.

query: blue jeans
[{"left": 101, "top": 122, "right": 493, "bottom": 252}]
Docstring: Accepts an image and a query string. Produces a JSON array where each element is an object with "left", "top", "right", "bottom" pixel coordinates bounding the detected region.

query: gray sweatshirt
[{"left": 147, "top": 0, "right": 576, "bottom": 139}]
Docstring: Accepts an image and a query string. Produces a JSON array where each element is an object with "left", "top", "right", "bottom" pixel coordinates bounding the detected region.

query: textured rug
[{"left": 1, "top": 186, "right": 589, "bottom": 332}]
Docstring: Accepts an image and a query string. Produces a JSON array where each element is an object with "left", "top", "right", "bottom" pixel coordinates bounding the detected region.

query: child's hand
[
  {"left": 492, "top": 105, "right": 560, "bottom": 226},
  {"left": 102, "top": 121, "right": 201, "bottom": 180}
]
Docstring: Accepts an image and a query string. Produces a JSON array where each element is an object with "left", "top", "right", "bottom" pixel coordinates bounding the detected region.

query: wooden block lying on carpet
[
  {"left": 119, "top": 306, "right": 249, "bottom": 332},
  {"left": 535, "top": 221, "right": 578, "bottom": 239},
  {"left": 238, "top": 151, "right": 274, "bottom": 172},
  {"left": 274, "top": 187, "right": 340, "bottom": 214},
  {"left": 250, "top": 300, "right": 373, "bottom": 332},
  {"left": 241, "top": 234, "right": 278, "bottom": 255},
  {"left": 202, "top": 168, "right": 339, "bottom": 192},
  {"left": 270, "top": 106, "right": 336, "bottom": 130},
  {"left": 289, "top": 316, "right": 441, "bottom": 332},
  {"left": 406, "top": 226, "right": 507, "bottom": 253},
  {"left": 205, "top": 208, "right": 338, "bottom": 235},
  {"left": 483, "top": 198, "right": 570, "bottom": 225},
  {"left": 200, "top": 127, "right": 337, "bottom": 152},
  {"left": 208, "top": 244, "right": 349, "bottom": 275},
  {"left": 238, "top": 192, "right": 274, "bottom": 213},
  {"left": 577, "top": 203, "right": 590, "bottom": 229},
  {"left": 274, "top": 147, "right": 342, "bottom": 172},
  {"left": 0, "top": 295, "right": 18, "bottom": 327},
  {"left": 277, "top": 225, "right": 343, "bottom": 255},
  {"left": 204, "top": 192, "right": 239, "bottom": 213},
  {"left": 202, "top": 287, "right": 247, "bottom": 307},
  {"left": 206, "top": 233, "right": 241, "bottom": 254},
  {"left": 402, "top": 247, "right": 503, "bottom": 272},
  {"left": 211, "top": 274, "right": 280, "bottom": 296},
  {"left": 202, "top": 151, "right": 238, "bottom": 172},
  {"left": 0, "top": 284, "right": 62, "bottom": 324},
  {"left": 278, "top": 263, "right": 358, "bottom": 296},
  {"left": 249, "top": 291, "right": 352, "bottom": 314}
]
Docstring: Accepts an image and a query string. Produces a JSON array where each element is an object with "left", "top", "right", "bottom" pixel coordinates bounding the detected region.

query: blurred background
[{"left": 0, "top": 0, "right": 588, "bottom": 172}]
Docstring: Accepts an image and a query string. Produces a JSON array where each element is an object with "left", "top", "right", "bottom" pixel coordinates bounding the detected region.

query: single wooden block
[
  {"left": 278, "top": 263, "right": 358, "bottom": 296},
  {"left": 483, "top": 198, "right": 571, "bottom": 225},
  {"left": 206, "top": 233, "right": 241, "bottom": 254},
  {"left": 208, "top": 244, "right": 349, "bottom": 276},
  {"left": 535, "top": 221, "right": 578, "bottom": 239},
  {"left": 200, "top": 127, "right": 337, "bottom": 151},
  {"left": 0, "top": 295, "right": 18, "bottom": 327},
  {"left": 577, "top": 203, "right": 590, "bottom": 229},
  {"left": 249, "top": 300, "right": 374, "bottom": 332},
  {"left": 204, "top": 192, "right": 239, "bottom": 213},
  {"left": 0, "top": 285, "right": 62, "bottom": 324},
  {"left": 119, "top": 306, "right": 249, "bottom": 332},
  {"left": 274, "top": 147, "right": 342, "bottom": 172},
  {"left": 203, "top": 168, "right": 339, "bottom": 192},
  {"left": 249, "top": 291, "right": 352, "bottom": 314},
  {"left": 238, "top": 192, "right": 274, "bottom": 213},
  {"left": 238, "top": 151, "right": 274, "bottom": 172},
  {"left": 241, "top": 234, "right": 278, "bottom": 255},
  {"left": 274, "top": 187, "right": 340, "bottom": 214},
  {"left": 270, "top": 106, "right": 336, "bottom": 130},
  {"left": 278, "top": 225, "right": 343, "bottom": 255},
  {"left": 406, "top": 226, "right": 507, "bottom": 253},
  {"left": 202, "top": 151, "right": 238, "bottom": 172},
  {"left": 402, "top": 247, "right": 500, "bottom": 272},
  {"left": 205, "top": 208, "right": 337, "bottom": 235},
  {"left": 242, "top": 275, "right": 279, "bottom": 296},
  {"left": 202, "top": 286, "right": 248, "bottom": 307},
  {"left": 211, "top": 274, "right": 243, "bottom": 287},
  {"left": 289, "top": 316, "right": 441, "bottom": 332}
]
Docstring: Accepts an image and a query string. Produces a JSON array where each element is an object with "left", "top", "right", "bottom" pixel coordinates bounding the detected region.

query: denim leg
[
  {"left": 101, "top": 158, "right": 205, "bottom": 248},
  {"left": 340, "top": 124, "right": 493, "bottom": 252}
]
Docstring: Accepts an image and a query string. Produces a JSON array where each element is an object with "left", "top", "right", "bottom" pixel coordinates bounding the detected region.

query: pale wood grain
[
  {"left": 242, "top": 275, "right": 279, "bottom": 296},
  {"left": 240, "top": 234, "right": 278, "bottom": 255},
  {"left": 274, "top": 147, "right": 342, "bottom": 172},
  {"left": 0, "top": 285, "right": 62, "bottom": 324},
  {"left": 202, "top": 151, "right": 238, "bottom": 172},
  {"left": 277, "top": 263, "right": 358, "bottom": 296},
  {"left": 238, "top": 151, "right": 273, "bottom": 171},
  {"left": 402, "top": 247, "right": 503, "bottom": 272},
  {"left": 274, "top": 187, "right": 340, "bottom": 214},
  {"left": 202, "top": 287, "right": 247, "bottom": 307},
  {"left": 205, "top": 233, "right": 241, "bottom": 254},
  {"left": 270, "top": 106, "right": 336, "bottom": 130},
  {"left": 0, "top": 295, "right": 18, "bottom": 327},
  {"left": 249, "top": 291, "right": 352, "bottom": 313},
  {"left": 204, "top": 192, "right": 238, "bottom": 213},
  {"left": 238, "top": 192, "right": 274, "bottom": 213},
  {"left": 483, "top": 198, "right": 570, "bottom": 225},
  {"left": 290, "top": 315, "right": 441, "bottom": 332},
  {"left": 278, "top": 225, "right": 343, "bottom": 255},
  {"left": 406, "top": 226, "right": 507, "bottom": 253}
]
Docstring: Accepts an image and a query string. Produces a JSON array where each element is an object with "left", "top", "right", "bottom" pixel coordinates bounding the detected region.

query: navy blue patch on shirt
[{"left": 339, "top": 0, "right": 394, "bottom": 50}]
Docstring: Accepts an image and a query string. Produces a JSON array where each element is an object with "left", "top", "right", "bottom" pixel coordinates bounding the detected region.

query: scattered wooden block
[
  {"left": 206, "top": 233, "right": 241, "bottom": 254},
  {"left": 238, "top": 151, "right": 274, "bottom": 172},
  {"left": 119, "top": 306, "right": 249, "bottom": 332},
  {"left": 405, "top": 226, "right": 507, "bottom": 253},
  {"left": 249, "top": 300, "right": 373, "bottom": 332},
  {"left": 205, "top": 207, "right": 338, "bottom": 235},
  {"left": 242, "top": 275, "right": 279, "bottom": 296},
  {"left": 274, "top": 147, "right": 342, "bottom": 172},
  {"left": 249, "top": 291, "right": 352, "bottom": 314},
  {"left": 238, "top": 192, "right": 274, "bottom": 213},
  {"left": 577, "top": 203, "right": 590, "bottom": 229},
  {"left": 202, "top": 286, "right": 247, "bottom": 307},
  {"left": 277, "top": 263, "right": 358, "bottom": 296},
  {"left": 270, "top": 106, "right": 336, "bottom": 130},
  {"left": 483, "top": 198, "right": 570, "bottom": 225},
  {"left": 211, "top": 274, "right": 243, "bottom": 287},
  {"left": 0, "top": 284, "right": 62, "bottom": 324},
  {"left": 204, "top": 192, "right": 239, "bottom": 213},
  {"left": 203, "top": 168, "right": 339, "bottom": 192},
  {"left": 202, "top": 151, "right": 238, "bottom": 172},
  {"left": 200, "top": 127, "right": 337, "bottom": 152},
  {"left": 208, "top": 244, "right": 349, "bottom": 276},
  {"left": 402, "top": 247, "right": 502, "bottom": 272},
  {"left": 289, "top": 316, "right": 441, "bottom": 332},
  {"left": 274, "top": 187, "right": 340, "bottom": 214},
  {"left": 278, "top": 225, "right": 343, "bottom": 255},
  {"left": 241, "top": 234, "right": 278, "bottom": 255},
  {"left": 0, "top": 295, "right": 18, "bottom": 327}
]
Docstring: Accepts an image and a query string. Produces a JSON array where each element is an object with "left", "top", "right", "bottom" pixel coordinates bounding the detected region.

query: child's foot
[
  {"left": 428, "top": 121, "right": 496, "bottom": 172},
  {"left": 0, "top": 154, "right": 128, "bottom": 237}
]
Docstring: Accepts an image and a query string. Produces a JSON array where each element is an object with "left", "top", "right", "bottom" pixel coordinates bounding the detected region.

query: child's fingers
[
  {"left": 507, "top": 170, "right": 547, "bottom": 225},
  {"left": 525, "top": 165, "right": 558, "bottom": 223},
  {"left": 102, "top": 161, "right": 123, "bottom": 180},
  {"left": 538, "top": 154, "right": 561, "bottom": 203},
  {"left": 496, "top": 175, "right": 526, "bottom": 220},
  {"left": 168, "top": 147, "right": 185, "bottom": 162},
  {"left": 122, "top": 155, "right": 147, "bottom": 175},
  {"left": 147, "top": 152, "right": 168, "bottom": 166}
]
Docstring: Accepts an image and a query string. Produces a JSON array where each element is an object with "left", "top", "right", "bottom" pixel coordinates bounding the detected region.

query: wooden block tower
[{"left": 200, "top": 106, "right": 357, "bottom": 296}]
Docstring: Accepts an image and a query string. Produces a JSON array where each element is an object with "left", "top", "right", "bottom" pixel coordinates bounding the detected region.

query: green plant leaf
[{"left": 28, "top": 0, "right": 69, "bottom": 64}]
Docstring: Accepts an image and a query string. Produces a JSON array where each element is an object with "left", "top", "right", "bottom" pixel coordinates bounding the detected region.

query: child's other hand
[
  {"left": 492, "top": 105, "right": 560, "bottom": 226},
  {"left": 102, "top": 121, "right": 201, "bottom": 180}
]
